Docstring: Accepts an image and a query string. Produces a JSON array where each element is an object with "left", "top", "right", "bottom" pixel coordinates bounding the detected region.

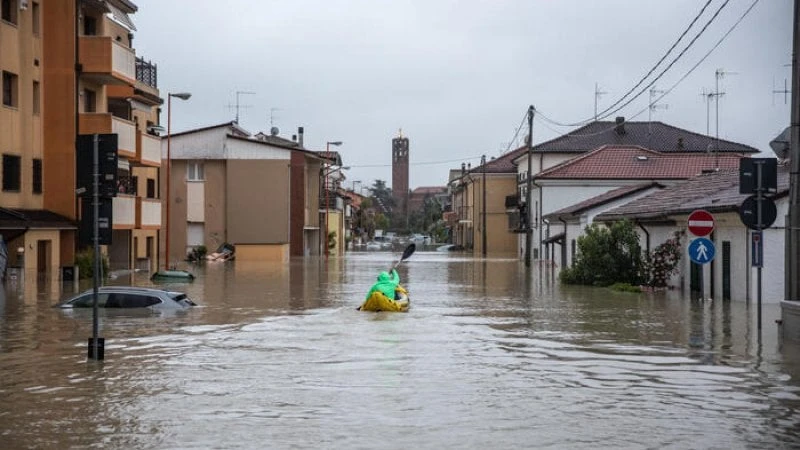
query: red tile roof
[{"left": 535, "top": 145, "right": 745, "bottom": 180}]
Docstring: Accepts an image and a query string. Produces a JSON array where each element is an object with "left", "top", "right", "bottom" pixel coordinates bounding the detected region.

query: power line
[
  {"left": 540, "top": 0, "right": 727, "bottom": 127},
  {"left": 534, "top": 0, "right": 760, "bottom": 141}
]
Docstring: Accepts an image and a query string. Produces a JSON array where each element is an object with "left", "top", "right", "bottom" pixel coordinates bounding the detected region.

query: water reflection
[{"left": 0, "top": 252, "right": 798, "bottom": 449}]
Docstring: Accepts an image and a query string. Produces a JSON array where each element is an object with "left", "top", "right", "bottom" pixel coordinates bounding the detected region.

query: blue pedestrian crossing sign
[{"left": 688, "top": 237, "right": 716, "bottom": 265}]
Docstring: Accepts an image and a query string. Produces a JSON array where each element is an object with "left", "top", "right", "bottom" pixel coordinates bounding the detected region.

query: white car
[{"left": 57, "top": 286, "right": 197, "bottom": 309}]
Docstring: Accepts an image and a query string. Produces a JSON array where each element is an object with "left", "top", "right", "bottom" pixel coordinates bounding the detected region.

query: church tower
[{"left": 392, "top": 130, "right": 410, "bottom": 224}]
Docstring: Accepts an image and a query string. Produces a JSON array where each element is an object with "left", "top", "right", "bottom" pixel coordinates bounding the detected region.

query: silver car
[{"left": 57, "top": 286, "right": 196, "bottom": 309}]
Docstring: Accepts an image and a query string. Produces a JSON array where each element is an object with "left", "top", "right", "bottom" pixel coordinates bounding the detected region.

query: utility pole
[
  {"left": 525, "top": 106, "right": 534, "bottom": 268},
  {"left": 786, "top": 0, "right": 800, "bottom": 308},
  {"left": 594, "top": 83, "right": 608, "bottom": 121}
]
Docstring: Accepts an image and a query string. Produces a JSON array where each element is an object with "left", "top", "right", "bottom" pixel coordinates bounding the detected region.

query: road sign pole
[
  {"left": 88, "top": 134, "right": 104, "bottom": 361},
  {"left": 756, "top": 161, "right": 764, "bottom": 332}
]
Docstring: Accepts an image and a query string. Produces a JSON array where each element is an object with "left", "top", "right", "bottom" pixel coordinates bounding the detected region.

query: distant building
[
  {"left": 392, "top": 131, "right": 409, "bottom": 224},
  {"left": 407, "top": 186, "right": 448, "bottom": 214}
]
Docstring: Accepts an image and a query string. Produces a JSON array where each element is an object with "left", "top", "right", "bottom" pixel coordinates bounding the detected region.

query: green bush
[
  {"left": 74, "top": 248, "right": 109, "bottom": 280},
  {"left": 560, "top": 220, "right": 643, "bottom": 287},
  {"left": 610, "top": 282, "right": 642, "bottom": 293},
  {"left": 642, "top": 231, "right": 684, "bottom": 288}
]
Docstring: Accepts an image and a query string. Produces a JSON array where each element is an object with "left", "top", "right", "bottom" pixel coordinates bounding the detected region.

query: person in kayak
[{"left": 365, "top": 269, "right": 400, "bottom": 300}]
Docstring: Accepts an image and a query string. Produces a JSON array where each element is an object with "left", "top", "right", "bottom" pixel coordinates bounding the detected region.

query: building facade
[{"left": 1, "top": 0, "right": 161, "bottom": 276}]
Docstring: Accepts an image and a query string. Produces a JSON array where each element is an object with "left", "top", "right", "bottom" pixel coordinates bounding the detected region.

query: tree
[
  {"left": 560, "top": 220, "right": 643, "bottom": 286},
  {"left": 642, "top": 231, "right": 684, "bottom": 288}
]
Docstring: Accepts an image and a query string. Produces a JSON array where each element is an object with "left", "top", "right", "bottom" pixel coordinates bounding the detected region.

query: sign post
[{"left": 688, "top": 210, "right": 715, "bottom": 301}]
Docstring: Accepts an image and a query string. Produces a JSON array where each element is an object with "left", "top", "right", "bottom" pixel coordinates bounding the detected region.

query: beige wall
[
  {"left": 236, "top": 244, "right": 289, "bottom": 263},
  {"left": 203, "top": 160, "right": 226, "bottom": 250},
  {"left": 226, "top": 159, "right": 289, "bottom": 244},
  {"left": 165, "top": 159, "right": 188, "bottom": 266}
]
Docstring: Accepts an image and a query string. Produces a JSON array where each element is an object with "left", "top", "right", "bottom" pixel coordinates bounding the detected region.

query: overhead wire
[
  {"left": 538, "top": 0, "right": 728, "bottom": 128},
  {"left": 533, "top": 0, "right": 760, "bottom": 140}
]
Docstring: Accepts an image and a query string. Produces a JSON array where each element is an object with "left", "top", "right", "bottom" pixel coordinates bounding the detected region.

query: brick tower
[{"left": 391, "top": 130, "right": 410, "bottom": 224}]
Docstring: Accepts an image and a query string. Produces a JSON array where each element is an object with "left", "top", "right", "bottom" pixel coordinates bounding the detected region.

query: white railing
[
  {"left": 113, "top": 196, "right": 136, "bottom": 227},
  {"left": 139, "top": 132, "right": 161, "bottom": 166},
  {"left": 139, "top": 199, "right": 161, "bottom": 228},
  {"left": 112, "top": 116, "right": 136, "bottom": 154},
  {"left": 112, "top": 40, "right": 136, "bottom": 81}
]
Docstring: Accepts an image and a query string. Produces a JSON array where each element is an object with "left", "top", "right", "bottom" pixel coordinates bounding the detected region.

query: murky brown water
[{"left": 1, "top": 252, "right": 799, "bottom": 449}]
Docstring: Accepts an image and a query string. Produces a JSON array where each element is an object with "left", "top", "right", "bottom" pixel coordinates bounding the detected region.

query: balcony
[
  {"left": 113, "top": 195, "right": 136, "bottom": 229},
  {"left": 457, "top": 205, "right": 473, "bottom": 223},
  {"left": 137, "top": 198, "right": 161, "bottom": 229},
  {"left": 79, "top": 113, "right": 136, "bottom": 158},
  {"left": 136, "top": 130, "right": 161, "bottom": 166},
  {"left": 79, "top": 36, "right": 136, "bottom": 85}
]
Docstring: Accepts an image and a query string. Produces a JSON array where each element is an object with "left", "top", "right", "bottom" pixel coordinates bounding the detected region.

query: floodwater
[{"left": 1, "top": 251, "right": 800, "bottom": 449}]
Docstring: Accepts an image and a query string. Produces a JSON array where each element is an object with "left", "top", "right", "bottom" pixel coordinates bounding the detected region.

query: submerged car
[{"left": 57, "top": 286, "right": 197, "bottom": 309}]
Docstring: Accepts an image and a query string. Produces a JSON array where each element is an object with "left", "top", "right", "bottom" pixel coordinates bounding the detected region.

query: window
[
  {"left": 70, "top": 293, "right": 109, "bottom": 307},
  {"left": 2, "top": 71, "right": 18, "bottom": 108},
  {"left": 187, "top": 162, "right": 204, "bottom": 181},
  {"left": 1, "top": 0, "right": 18, "bottom": 25},
  {"left": 32, "top": 81, "right": 39, "bottom": 114},
  {"left": 146, "top": 178, "right": 155, "bottom": 198},
  {"left": 32, "top": 158, "right": 41, "bottom": 193},
  {"left": 83, "top": 89, "right": 96, "bottom": 113},
  {"left": 2, "top": 154, "right": 21, "bottom": 191},
  {"left": 83, "top": 15, "right": 96, "bottom": 35},
  {"left": 31, "top": 2, "right": 39, "bottom": 35}
]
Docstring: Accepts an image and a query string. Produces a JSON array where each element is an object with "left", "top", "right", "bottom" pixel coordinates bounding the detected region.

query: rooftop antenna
[
  {"left": 700, "top": 88, "right": 716, "bottom": 136},
  {"left": 714, "top": 68, "right": 737, "bottom": 170},
  {"left": 269, "top": 107, "right": 281, "bottom": 128},
  {"left": 773, "top": 64, "right": 792, "bottom": 105},
  {"left": 226, "top": 90, "right": 255, "bottom": 123},
  {"left": 594, "top": 82, "right": 608, "bottom": 121},
  {"left": 648, "top": 86, "right": 668, "bottom": 134}
]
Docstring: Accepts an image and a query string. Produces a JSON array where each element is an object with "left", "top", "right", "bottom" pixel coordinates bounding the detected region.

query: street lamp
[
  {"left": 324, "top": 141, "right": 343, "bottom": 257},
  {"left": 165, "top": 92, "right": 191, "bottom": 270}
]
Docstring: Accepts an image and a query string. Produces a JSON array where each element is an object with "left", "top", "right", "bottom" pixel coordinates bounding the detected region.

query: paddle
[{"left": 390, "top": 243, "right": 416, "bottom": 271}]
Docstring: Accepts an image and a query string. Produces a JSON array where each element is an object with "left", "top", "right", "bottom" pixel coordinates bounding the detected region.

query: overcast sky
[{"left": 133, "top": 0, "right": 793, "bottom": 191}]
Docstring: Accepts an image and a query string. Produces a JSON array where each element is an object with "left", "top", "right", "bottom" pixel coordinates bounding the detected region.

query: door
[{"left": 36, "top": 240, "right": 51, "bottom": 274}]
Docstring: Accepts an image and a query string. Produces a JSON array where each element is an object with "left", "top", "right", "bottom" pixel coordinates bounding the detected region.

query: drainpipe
[
  {"left": 636, "top": 220, "right": 651, "bottom": 255},
  {"left": 559, "top": 216, "right": 568, "bottom": 267}
]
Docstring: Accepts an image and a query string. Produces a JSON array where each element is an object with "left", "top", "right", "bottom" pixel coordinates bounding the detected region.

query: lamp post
[
  {"left": 165, "top": 92, "right": 191, "bottom": 270},
  {"left": 324, "top": 141, "right": 343, "bottom": 257}
]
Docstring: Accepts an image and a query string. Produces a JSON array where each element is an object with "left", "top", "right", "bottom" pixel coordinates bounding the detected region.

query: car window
[
  {"left": 171, "top": 294, "right": 188, "bottom": 302},
  {"left": 114, "top": 293, "right": 162, "bottom": 308},
  {"left": 70, "top": 293, "right": 109, "bottom": 307}
]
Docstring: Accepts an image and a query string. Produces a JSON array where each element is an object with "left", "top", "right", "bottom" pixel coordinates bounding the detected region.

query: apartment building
[{"left": 0, "top": 0, "right": 162, "bottom": 275}]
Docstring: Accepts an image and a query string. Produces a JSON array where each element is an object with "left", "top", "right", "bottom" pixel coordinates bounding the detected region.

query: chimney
[
  {"left": 615, "top": 117, "right": 626, "bottom": 135},
  {"left": 292, "top": 134, "right": 297, "bottom": 142},
  {"left": 298, "top": 127, "right": 304, "bottom": 148}
]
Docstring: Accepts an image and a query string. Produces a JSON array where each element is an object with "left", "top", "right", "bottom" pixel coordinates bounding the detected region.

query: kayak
[{"left": 358, "top": 285, "right": 410, "bottom": 312}]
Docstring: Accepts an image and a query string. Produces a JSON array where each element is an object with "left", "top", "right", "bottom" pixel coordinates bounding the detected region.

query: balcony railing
[
  {"left": 135, "top": 57, "right": 157, "bottom": 88},
  {"left": 320, "top": 191, "right": 344, "bottom": 210},
  {"left": 113, "top": 196, "right": 136, "bottom": 228},
  {"left": 117, "top": 175, "right": 137, "bottom": 196},
  {"left": 136, "top": 130, "right": 161, "bottom": 166},
  {"left": 79, "top": 36, "right": 136, "bottom": 84},
  {"left": 137, "top": 198, "right": 161, "bottom": 229}
]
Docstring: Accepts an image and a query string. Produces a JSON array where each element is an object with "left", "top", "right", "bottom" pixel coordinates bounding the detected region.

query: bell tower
[{"left": 391, "top": 129, "right": 410, "bottom": 224}]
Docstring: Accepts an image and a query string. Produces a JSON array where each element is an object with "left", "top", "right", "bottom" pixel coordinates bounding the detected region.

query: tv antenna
[
  {"left": 772, "top": 64, "right": 792, "bottom": 105},
  {"left": 700, "top": 88, "right": 716, "bottom": 136},
  {"left": 713, "top": 69, "right": 737, "bottom": 169},
  {"left": 594, "top": 82, "right": 608, "bottom": 121},
  {"left": 269, "top": 107, "right": 282, "bottom": 128},
  {"left": 648, "top": 86, "right": 668, "bottom": 134},
  {"left": 226, "top": 91, "right": 255, "bottom": 123}
]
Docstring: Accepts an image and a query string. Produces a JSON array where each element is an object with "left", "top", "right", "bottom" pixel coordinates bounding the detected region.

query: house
[
  {"left": 511, "top": 118, "right": 760, "bottom": 260},
  {"left": 163, "top": 122, "right": 331, "bottom": 262},
  {"left": 594, "top": 162, "right": 789, "bottom": 303},
  {"left": 533, "top": 145, "right": 744, "bottom": 266},
  {"left": 447, "top": 118, "right": 758, "bottom": 258},
  {"left": 1, "top": 0, "right": 162, "bottom": 276}
]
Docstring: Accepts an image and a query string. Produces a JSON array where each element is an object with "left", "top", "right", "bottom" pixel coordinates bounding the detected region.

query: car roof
[{"left": 80, "top": 286, "right": 174, "bottom": 295}]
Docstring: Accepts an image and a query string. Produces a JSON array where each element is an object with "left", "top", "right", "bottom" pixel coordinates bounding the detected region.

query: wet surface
[{"left": 1, "top": 252, "right": 799, "bottom": 449}]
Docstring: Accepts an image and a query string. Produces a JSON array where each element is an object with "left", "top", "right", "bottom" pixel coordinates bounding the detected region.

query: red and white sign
[{"left": 688, "top": 209, "right": 715, "bottom": 236}]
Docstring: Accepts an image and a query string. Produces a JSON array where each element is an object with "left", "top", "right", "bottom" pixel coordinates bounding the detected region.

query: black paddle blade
[{"left": 402, "top": 243, "right": 416, "bottom": 261}]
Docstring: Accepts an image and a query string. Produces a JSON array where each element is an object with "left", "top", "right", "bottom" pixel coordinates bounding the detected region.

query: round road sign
[
  {"left": 688, "top": 210, "right": 715, "bottom": 237},
  {"left": 739, "top": 195, "right": 778, "bottom": 230}
]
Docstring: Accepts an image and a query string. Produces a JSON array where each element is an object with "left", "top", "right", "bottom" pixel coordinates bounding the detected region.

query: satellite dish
[
  {"left": 769, "top": 127, "right": 790, "bottom": 160},
  {"left": 270, "top": 126, "right": 279, "bottom": 136}
]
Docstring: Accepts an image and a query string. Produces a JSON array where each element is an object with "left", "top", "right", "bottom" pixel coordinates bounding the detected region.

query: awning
[
  {"left": 542, "top": 232, "right": 566, "bottom": 245},
  {"left": 0, "top": 208, "right": 76, "bottom": 230}
]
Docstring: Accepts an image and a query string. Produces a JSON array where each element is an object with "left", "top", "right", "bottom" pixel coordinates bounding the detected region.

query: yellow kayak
[{"left": 358, "top": 286, "right": 410, "bottom": 312}]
